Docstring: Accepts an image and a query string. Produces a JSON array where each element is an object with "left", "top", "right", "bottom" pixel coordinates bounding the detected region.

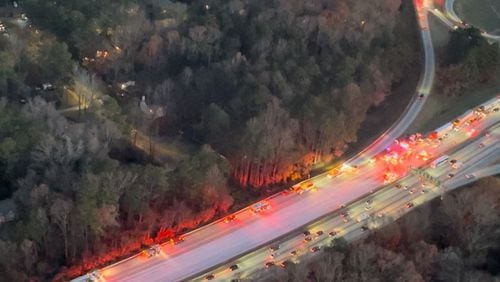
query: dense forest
[
  {"left": 257, "top": 177, "right": 500, "bottom": 281},
  {"left": 0, "top": 0, "right": 427, "bottom": 280}
]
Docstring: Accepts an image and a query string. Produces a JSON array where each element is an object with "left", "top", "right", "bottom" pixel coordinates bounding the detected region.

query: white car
[{"left": 465, "top": 174, "right": 475, "bottom": 179}]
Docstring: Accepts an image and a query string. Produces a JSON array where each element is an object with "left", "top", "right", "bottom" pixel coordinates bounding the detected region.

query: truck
[
  {"left": 250, "top": 201, "right": 271, "bottom": 214},
  {"left": 430, "top": 155, "right": 449, "bottom": 168}
]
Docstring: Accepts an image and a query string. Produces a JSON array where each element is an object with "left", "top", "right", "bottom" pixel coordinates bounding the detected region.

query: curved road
[{"left": 433, "top": 0, "right": 500, "bottom": 42}]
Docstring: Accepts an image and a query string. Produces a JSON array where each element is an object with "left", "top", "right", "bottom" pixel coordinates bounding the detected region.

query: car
[
  {"left": 171, "top": 237, "right": 185, "bottom": 245},
  {"left": 448, "top": 173, "right": 455, "bottom": 179},
  {"left": 365, "top": 205, "right": 372, "bottom": 210},
  {"left": 451, "top": 161, "right": 462, "bottom": 169},
  {"left": 296, "top": 181, "right": 316, "bottom": 194},
  {"left": 224, "top": 215, "right": 237, "bottom": 223},
  {"left": 269, "top": 245, "right": 280, "bottom": 251},
  {"left": 449, "top": 159, "right": 457, "bottom": 164},
  {"left": 340, "top": 211, "right": 349, "bottom": 218},
  {"left": 465, "top": 174, "right": 475, "bottom": 179},
  {"left": 265, "top": 262, "right": 275, "bottom": 268},
  {"left": 205, "top": 274, "right": 215, "bottom": 280},
  {"left": 280, "top": 260, "right": 293, "bottom": 268},
  {"left": 290, "top": 250, "right": 298, "bottom": 256},
  {"left": 142, "top": 244, "right": 161, "bottom": 257},
  {"left": 405, "top": 202, "right": 414, "bottom": 209},
  {"left": 365, "top": 199, "right": 373, "bottom": 205},
  {"left": 479, "top": 143, "right": 485, "bottom": 148},
  {"left": 421, "top": 189, "right": 428, "bottom": 194},
  {"left": 329, "top": 231, "right": 338, "bottom": 237},
  {"left": 303, "top": 230, "right": 311, "bottom": 236},
  {"left": 357, "top": 212, "right": 370, "bottom": 222},
  {"left": 493, "top": 107, "right": 499, "bottom": 112},
  {"left": 377, "top": 213, "right": 384, "bottom": 218},
  {"left": 361, "top": 225, "right": 369, "bottom": 232},
  {"left": 316, "top": 230, "right": 324, "bottom": 237},
  {"left": 338, "top": 204, "right": 346, "bottom": 209},
  {"left": 327, "top": 168, "right": 342, "bottom": 178},
  {"left": 418, "top": 94, "right": 425, "bottom": 100},
  {"left": 311, "top": 246, "right": 321, "bottom": 252},
  {"left": 19, "top": 98, "right": 27, "bottom": 104},
  {"left": 304, "top": 236, "right": 312, "bottom": 243},
  {"left": 229, "top": 264, "right": 239, "bottom": 271},
  {"left": 395, "top": 184, "right": 402, "bottom": 189},
  {"left": 403, "top": 185, "right": 410, "bottom": 190},
  {"left": 86, "top": 270, "right": 103, "bottom": 282},
  {"left": 409, "top": 188, "right": 416, "bottom": 194}
]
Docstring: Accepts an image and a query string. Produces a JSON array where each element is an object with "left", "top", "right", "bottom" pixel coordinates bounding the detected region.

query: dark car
[
  {"left": 361, "top": 225, "right": 369, "bottom": 232},
  {"left": 265, "top": 262, "right": 275, "bottom": 268},
  {"left": 418, "top": 94, "right": 425, "bottom": 100},
  {"left": 329, "top": 231, "right": 338, "bottom": 237},
  {"left": 311, "top": 246, "right": 321, "bottom": 252},
  {"left": 205, "top": 274, "right": 215, "bottom": 280},
  {"left": 280, "top": 260, "right": 294, "bottom": 268},
  {"left": 303, "top": 230, "right": 311, "bottom": 236},
  {"left": 269, "top": 245, "right": 280, "bottom": 251},
  {"left": 405, "top": 202, "right": 414, "bottom": 209},
  {"left": 290, "top": 250, "right": 297, "bottom": 256},
  {"left": 316, "top": 230, "right": 324, "bottom": 237},
  {"left": 303, "top": 236, "right": 312, "bottom": 243},
  {"left": 340, "top": 211, "right": 349, "bottom": 217},
  {"left": 229, "top": 264, "right": 239, "bottom": 271}
]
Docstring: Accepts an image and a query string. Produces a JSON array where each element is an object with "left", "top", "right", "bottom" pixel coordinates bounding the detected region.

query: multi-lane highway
[
  {"left": 90, "top": 95, "right": 499, "bottom": 282},
  {"left": 195, "top": 123, "right": 500, "bottom": 281},
  {"left": 71, "top": 1, "right": 498, "bottom": 281}
]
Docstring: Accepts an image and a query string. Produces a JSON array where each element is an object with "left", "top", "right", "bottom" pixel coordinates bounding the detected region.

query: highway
[
  {"left": 89, "top": 95, "right": 499, "bottom": 282},
  {"left": 71, "top": 1, "right": 496, "bottom": 281},
  {"left": 194, "top": 123, "right": 500, "bottom": 281}
]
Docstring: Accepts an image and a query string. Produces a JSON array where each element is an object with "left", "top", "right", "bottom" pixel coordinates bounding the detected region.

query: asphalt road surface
[
  {"left": 95, "top": 96, "right": 499, "bottom": 282},
  {"left": 195, "top": 123, "right": 500, "bottom": 281}
]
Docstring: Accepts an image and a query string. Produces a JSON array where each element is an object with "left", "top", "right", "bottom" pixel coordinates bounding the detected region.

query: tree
[
  {"left": 50, "top": 197, "right": 74, "bottom": 262},
  {"left": 20, "top": 34, "right": 73, "bottom": 86}
]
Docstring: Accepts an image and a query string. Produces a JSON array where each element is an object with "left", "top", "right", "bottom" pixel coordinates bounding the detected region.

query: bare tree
[{"left": 50, "top": 197, "right": 73, "bottom": 262}]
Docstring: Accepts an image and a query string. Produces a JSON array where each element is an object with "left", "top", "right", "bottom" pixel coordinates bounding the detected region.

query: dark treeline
[
  {"left": 257, "top": 177, "right": 500, "bottom": 281},
  {"left": 0, "top": 0, "right": 420, "bottom": 280},
  {"left": 437, "top": 27, "right": 499, "bottom": 97}
]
